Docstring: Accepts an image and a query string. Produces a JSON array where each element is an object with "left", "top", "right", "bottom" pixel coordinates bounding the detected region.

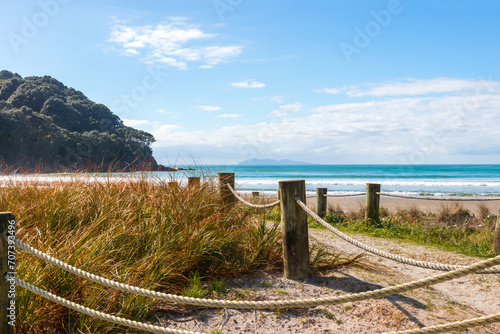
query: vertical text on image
[{"left": 6, "top": 218, "right": 16, "bottom": 327}]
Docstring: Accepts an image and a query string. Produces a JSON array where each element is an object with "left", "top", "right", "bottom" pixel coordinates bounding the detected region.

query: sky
[{"left": 2, "top": 0, "right": 500, "bottom": 165}]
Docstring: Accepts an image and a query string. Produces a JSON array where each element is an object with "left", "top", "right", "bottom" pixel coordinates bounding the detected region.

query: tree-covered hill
[{"left": 0, "top": 70, "right": 158, "bottom": 172}]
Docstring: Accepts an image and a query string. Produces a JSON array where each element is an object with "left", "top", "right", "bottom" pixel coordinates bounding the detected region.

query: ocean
[
  {"left": 202, "top": 164, "right": 500, "bottom": 198},
  {"left": 3, "top": 164, "right": 499, "bottom": 198}
]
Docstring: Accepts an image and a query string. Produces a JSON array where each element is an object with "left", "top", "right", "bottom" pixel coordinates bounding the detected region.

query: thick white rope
[
  {"left": 226, "top": 184, "right": 280, "bottom": 208},
  {"left": 16, "top": 276, "right": 500, "bottom": 334},
  {"left": 15, "top": 278, "right": 202, "bottom": 334},
  {"left": 14, "top": 238, "right": 500, "bottom": 308},
  {"left": 383, "top": 312, "right": 500, "bottom": 334},
  {"left": 378, "top": 192, "right": 500, "bottom": 201},
  {"left": 325, "top": 193, "right": 366, "bottom": 197},
  {"left": 294, "top": 197, "right": 500, "bottom": 274}
]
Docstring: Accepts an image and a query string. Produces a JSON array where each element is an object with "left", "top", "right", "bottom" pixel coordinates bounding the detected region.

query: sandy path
[
  {"left": 152, "top": 226, "right": 500, "bottom": 333},
  {"left": 310, "top": 229, "right": 500, "bottom": 315}
]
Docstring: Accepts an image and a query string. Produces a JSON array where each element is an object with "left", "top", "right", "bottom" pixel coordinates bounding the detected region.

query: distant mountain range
[{"left": 238, "top": 159, "right": 315, "bottom": 166}]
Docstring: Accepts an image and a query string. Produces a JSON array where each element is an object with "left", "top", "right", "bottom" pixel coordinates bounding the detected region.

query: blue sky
[{"left": 2, "top": 0, "right": 500, "bottom": 165}]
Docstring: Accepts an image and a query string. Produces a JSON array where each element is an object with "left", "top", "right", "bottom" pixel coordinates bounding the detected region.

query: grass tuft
[{"left": 0, "top": 173, "right": 283, "bottom": 333}]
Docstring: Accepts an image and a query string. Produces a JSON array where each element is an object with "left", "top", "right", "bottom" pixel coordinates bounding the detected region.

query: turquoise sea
[
  {"left": 4, "top": 164, "right": 499, "bottom": 198},
  {"left": 201, "top": 165, "right": 500, "bottom": 197}
]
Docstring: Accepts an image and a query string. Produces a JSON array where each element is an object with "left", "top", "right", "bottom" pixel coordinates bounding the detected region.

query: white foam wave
[{"left": 236, "top": 178, "right": 500, "bottom": 188}]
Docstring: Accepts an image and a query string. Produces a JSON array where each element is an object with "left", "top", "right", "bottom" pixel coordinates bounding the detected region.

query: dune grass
[
  {"left": 1, "top": 174, "right": 284, "bottom": 333},
  {"left": 323, "top": 204, "right": 498, "bottom": 258}
]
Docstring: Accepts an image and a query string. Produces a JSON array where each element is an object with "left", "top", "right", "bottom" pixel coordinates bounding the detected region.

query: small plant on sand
[
  {"left": 184, "top": 272, "right": 207, "bottom": 298},
  {"left": 309, "top": 241, "right": 364, "bottom": 271},
  {"left": 317, "top": 308, "right": 335, "bottom": 320},
  {"left": 477, "top": 203, "right": 491, "bottom": 220},
  {"left": 207, "top": 279, "right": 227, "bottom": 297}
]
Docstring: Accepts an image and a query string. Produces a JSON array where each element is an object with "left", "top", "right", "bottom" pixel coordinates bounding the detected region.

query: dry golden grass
[{"left": 1, "top": 174, "right": 282, "bottom": 333}]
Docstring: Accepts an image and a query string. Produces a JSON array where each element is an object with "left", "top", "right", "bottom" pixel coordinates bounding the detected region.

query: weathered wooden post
[
  {"left": 252, "top": 192, "right": 260, "bottom": 204},
  {"left": 0, "top": 212, "right": 15, "bottom": 334},
  {"left": 316, "top": 188, "right": 327, "bottom": 218},
  {"left": 494, "top": 205, "right": 500, "bottom": 253},
  {"left": 365, "top": 183, "right": 381, "bottom": 221},
  {"left": 187, "top": 177, "right": 200, "bottom": 188},
  {"left": 218, "top": 173, "right": 235, "bottom": 207},
  {"left": 168, "top": 181, "right": 179, "bottom": 190},
  {"left": 279, "top": 180, "right": 310, "bottom": 280}
]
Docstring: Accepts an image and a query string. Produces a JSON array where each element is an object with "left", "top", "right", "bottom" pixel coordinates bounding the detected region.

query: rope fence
[
  {"left": 3, "top": 173, "right": 500, "bottom": 333},
  {"left": 378, "top": 192, "right": 500, "bottom": 201},
  {"left": 225, "top": 183, "right": 280, "bottom": 209},
  {"left": 325, "top": 192, "right": 366, "bottom": 197},
  {"left": 295, "top": 197, "right": 500, "bottom": 274},
  {"left": 15, "top": 237, "right": 500, "bottom": 309},
  {"left": 382, "top": 312, "right": 500, "bottom": 334},
  {"left": 15, "top": 277, "right": 200, "bottom": 334},
  {"left": 11, "top": 238, "right": 500, "bottom": 332}
]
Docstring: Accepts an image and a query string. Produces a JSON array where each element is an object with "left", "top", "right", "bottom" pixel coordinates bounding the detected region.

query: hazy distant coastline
[{"left": 238, "top": 158, "right": 315, "bottom": 166}]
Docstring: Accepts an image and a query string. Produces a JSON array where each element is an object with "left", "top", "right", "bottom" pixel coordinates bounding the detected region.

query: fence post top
[{"left": 278, "top": 179, "right": 305, "bottom": 185}]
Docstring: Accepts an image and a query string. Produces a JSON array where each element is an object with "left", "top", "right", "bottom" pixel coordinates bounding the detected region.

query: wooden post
[
  {"left": 365, "top": 183, "right": 381, "bottom": 221},
  {"left": 494, "top": 205, "right": 500, "bottom": 253},
  {"left": 0, "top": 212, "right": 15, "bottom": 334},
  {"left": 187, "top": 177, "right": 200, "bottom": 188},
  {"left": 168, "top": 181, "right": 179, "bottom": 190},
  {"left": 252, "top": 192, "right": 259, "bottom": 204},
  {"left": 218, "top": 173, "right": 235, "bottom": 207},
  {"left": 316, "top": 188, "right": 327, "bottom": 218},
  {"left": 279, "top": 180, "right": 310, "bottom": 280}
]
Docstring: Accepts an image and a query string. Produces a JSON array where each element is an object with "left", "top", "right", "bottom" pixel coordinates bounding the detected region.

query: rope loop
[
  {"left": 377, "top": 192, "right": 500, "bottom": 201},
  {"left": 226, "top": 183, "right": 280, "bottom": 208},
  {"left": 325, "top": 193, "right": 366, "bottom": 197}
]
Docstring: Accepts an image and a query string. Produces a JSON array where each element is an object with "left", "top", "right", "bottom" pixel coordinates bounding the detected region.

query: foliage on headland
[{"left": 0, "top": 70, "right": 157, "bottom": 172}]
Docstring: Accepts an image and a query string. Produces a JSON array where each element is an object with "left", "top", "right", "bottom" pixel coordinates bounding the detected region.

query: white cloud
[
  {"left": 316, "top": 78, "right": 500, "bottom": 98},
  {"left": 313, "top": 88, "right": 341, "bottom": 94},
  {"left": 199, "top": 105, "right": 222, "bottom": 111},
  {"left": 156, "top": 109, "right": 167, "bottom": 113},
  {"left": 231, "top": 80, "right": 266, "bottom": 89},
  {"left": 217, "top": 113, "right": 240, "bottom": 118},
  {"left": 269, "top": 102, "right": 303, "bottom": 117},
  {"left": 271, "top": 96, "right": 284, "bottom": 104},
  {"left": 108, "top": 18, "right": 243, "bottom": 69},
  {"left": 122, "top": 119, "right": 150, "bottom": 127},
  {"left": 151, "top": 79, "right": 500, "bottom": 164}
]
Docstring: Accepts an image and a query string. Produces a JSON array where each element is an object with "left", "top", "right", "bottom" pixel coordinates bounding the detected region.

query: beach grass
[
  {"left": 323, "top": 205, "right": 497, "bottom": 258},
  {"left": 2, "top": 174, "right": 364, "bottom": 333},
  {"left": 1, "top": 174, "right": 285, "bottom": 333}
]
